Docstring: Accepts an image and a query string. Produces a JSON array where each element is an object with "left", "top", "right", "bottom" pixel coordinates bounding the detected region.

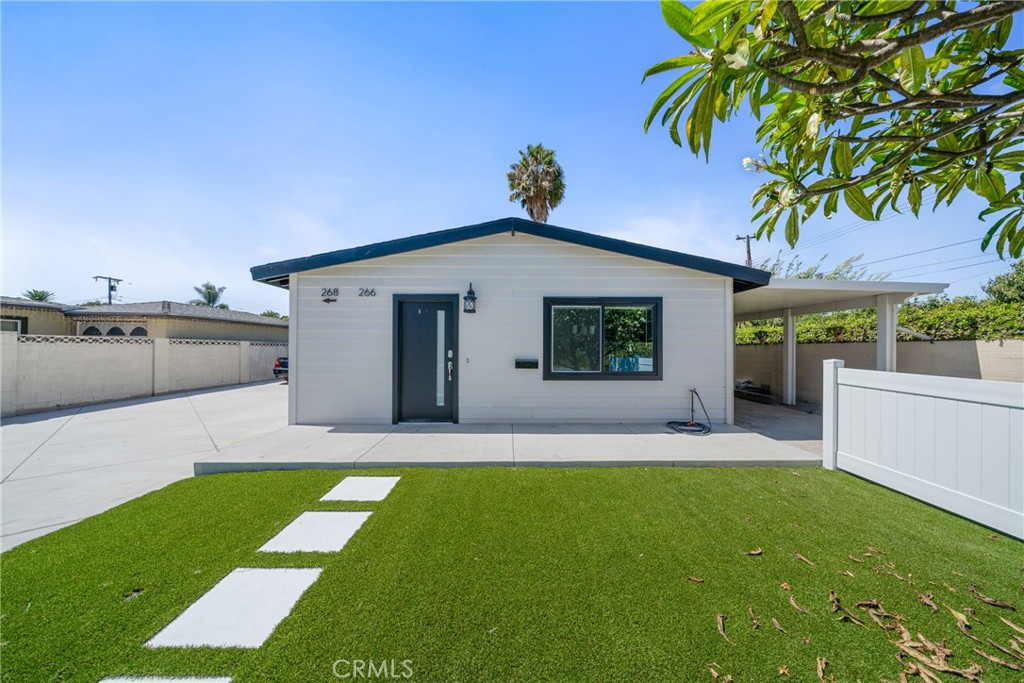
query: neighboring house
[
  {"left": 0, "top": 298, "right": 71, "bottom": 335},
  {"left": 0, "top": 297, "right": 287, "bottom": 342},
  {"left": 251, "top": 217, "right": 770, "bottom": 425},
  {"left": 66, "top": 302, "right": 287, "bottom": 342}
]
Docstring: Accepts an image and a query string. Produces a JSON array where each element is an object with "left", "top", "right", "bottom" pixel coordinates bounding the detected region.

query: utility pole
[
  {"left": 92, "top": 275, "right": 123, "bottom": 304},
  {"left": 735, "top": 234, "right": 754, "bottom": 267}
]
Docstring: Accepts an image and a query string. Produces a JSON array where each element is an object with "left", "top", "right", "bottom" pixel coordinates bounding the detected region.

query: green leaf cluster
[{"left": 646, "top": 1, "right": 1024, "bottom": 256}]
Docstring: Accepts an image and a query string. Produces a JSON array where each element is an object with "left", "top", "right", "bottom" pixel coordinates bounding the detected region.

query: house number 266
[{"left": 358, "top": 288, "right": 376, "bottom": 297}]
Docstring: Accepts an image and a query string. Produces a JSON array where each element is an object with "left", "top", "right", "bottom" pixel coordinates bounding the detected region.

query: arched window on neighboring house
[
  {"left": 130, "top": 326, "right": 147, "bottom": 337},
  {"left": 107, "top": 326, "right": 125, "bottom": 336},
  {"left": 82, "top": 326, "right": 102, "bottom": 336}
]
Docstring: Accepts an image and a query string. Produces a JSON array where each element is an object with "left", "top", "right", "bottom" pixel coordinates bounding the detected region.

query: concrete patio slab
[
  {"left": 321, "top": 476, "right": 401, "bottom": 501},
  {"left": 258, "top": 511, "right": 372, "bottom": 553},
  {"left": 356, "top": 423, "right": 514, "bottom": 468},
  {"left": 734, "top": 399, "right": 823, "bottom": 456},
  {"left": 195, "top": 420, "right": 820, "bottom": 473},
  {"left": 512, "top": 423, "right": 676, "bottom": 466},
  {"left": 147, "top": 567, "right": 321, "bottom": 649}
]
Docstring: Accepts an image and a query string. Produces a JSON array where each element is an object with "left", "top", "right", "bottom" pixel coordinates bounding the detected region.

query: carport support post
[
  {"left": 782, "top": 308, "right": 796, "bottom": 406},
  {"left": 821, "top": 359, "right": 844, "bottom": 470},
  {"left": 876, "top": 294, "right": 898, "bottom": 372}
]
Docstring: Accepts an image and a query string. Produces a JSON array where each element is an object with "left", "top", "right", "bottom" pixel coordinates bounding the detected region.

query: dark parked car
[{"left": 273, "top": 356, "right": 288, "bottom": 379}]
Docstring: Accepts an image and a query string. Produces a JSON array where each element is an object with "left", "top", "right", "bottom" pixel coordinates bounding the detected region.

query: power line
[
  {"left": 892, "top": 259, "right": 1003, "bottom": 279},
  {"left": 948, "top": 265, "right": 1011, "bottom": 285},
  {"left": 857, "top": 239, "right": 978, "bottom": 267},
  {"left": 783, "top": 190, "right": 938, "bottom": 257},
  {"left": 876, "top": 253, "right": 993, "bottom": 275}
]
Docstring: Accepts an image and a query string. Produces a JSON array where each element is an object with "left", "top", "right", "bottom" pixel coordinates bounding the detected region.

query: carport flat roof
[{"left": 733, "top": 279, "right": 947, "bottom": 321}]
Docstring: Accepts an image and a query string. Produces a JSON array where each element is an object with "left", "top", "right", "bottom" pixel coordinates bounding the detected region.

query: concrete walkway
[{"left": 2, "top": 382, "right": 820, "bottom": 551}]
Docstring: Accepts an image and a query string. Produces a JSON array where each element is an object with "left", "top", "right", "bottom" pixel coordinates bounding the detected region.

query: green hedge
[{"left": 737, "top": 297, "right": 1024, "bottom": 344}]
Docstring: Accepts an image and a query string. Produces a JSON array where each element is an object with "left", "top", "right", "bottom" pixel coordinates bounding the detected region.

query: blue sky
[{"left": 2, "top": 1, "right": 1016, "bottom": 313}]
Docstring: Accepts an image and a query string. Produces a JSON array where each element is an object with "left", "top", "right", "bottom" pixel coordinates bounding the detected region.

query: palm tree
[
  {"left": 507, "top": 143, "right": 565, "bottom": 223},
  {"left": 190, "top": 282, "right": 229, "bottom": 309},
  {"left": 23, "top": 289, "right": 56, "bottom": 302}
]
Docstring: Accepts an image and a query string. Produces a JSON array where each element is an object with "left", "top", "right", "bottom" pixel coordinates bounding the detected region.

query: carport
[{"left": 733, "top": 279, "right": 947, "bottom": 405}]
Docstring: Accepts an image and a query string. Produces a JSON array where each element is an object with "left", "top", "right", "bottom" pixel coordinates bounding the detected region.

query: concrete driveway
[
  {"left": 1, "top": 381, "right": 287, "bottom": 550},
  {"left": 2, "top": 383, "right": 820, "bottom": 551}
]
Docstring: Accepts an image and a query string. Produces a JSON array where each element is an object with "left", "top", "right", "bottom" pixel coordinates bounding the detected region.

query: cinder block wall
[
  {"left": 736, "top": 339, "right": 1023, "bottom": 405},
  {"left": 0, "top": 333, "right": 287, "bottom": 416}
]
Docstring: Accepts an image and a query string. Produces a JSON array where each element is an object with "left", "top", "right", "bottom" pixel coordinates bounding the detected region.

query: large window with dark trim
[{"left": 543, "top": 297, "right": 662, "bottom": 380}]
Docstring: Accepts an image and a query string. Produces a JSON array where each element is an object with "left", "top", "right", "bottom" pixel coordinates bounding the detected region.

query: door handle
[{"left": 447, "top": 360, "right": 453, "bottom": 381}]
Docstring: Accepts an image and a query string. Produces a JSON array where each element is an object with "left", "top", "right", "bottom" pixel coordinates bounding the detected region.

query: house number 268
[{"left": 358, "top": 288, "right": 376, "bottom": 297}]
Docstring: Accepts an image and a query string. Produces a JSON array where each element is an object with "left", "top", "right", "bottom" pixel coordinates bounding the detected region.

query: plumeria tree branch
[{"left": 644, "top": 0, "right": 1024, "bottom": 257}]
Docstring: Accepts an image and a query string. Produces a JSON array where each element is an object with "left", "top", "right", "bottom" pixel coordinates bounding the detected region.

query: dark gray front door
[{"left": 396, "top": 298, "right": 456, "bottom": 422}]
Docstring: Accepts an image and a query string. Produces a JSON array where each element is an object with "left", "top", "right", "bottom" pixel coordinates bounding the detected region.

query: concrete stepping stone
[
  {"left": 100, "top": 679, "right": 231, "bottom": 682},
  {"left": 258, "top": 511, "right": 372, "bottom": 553},
  {"left": 321, "top": 475, "right": 400, "bottom": 502},
  {"left": 147, "top": 568, "right": 321, "bottom": 648}
]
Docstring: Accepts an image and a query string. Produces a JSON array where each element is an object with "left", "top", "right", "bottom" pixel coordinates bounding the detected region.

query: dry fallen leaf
[
  {"left": 829, "top": 590, "right": 866, "bottom": 626},
  {"left": 688, "top": 576, "right": 705, "bottom": 583},
  {"left": 942, "top": 582, "right": 958, "bottom": 593},
  {"left": 836, "top": 569, "right": 855, "bottom": 578},
  {"left": 816, "top": 656, "right": 833, "bottom": 682},
  {"left": 780, "top": 581, "right": 792, "bottom": 591},
  {"left": 778, "top": 664, "right": 790, "bottom": 675},
  {"left": 748, "top": 605, "right": 761, "bottom": 630},
  {"left": 795, "top": 552, "right": 816, "bottom": 566},
  {"left": 866, "top": 545, "right": 886, "bottom": 554},
  {"left": 917, "top": 592, "right": 938, "bottom": 612},
  {"left": 969, "top": 584, "right": 1016, "bottom": 610},
  {"left": 988, "top": 534, "right": 999, "bottom": 541},
  {"left": 743, "top": 547, "right": 763, "bottom": 556},
  {"left": 717, "top": 613, "right": 732, "bottom": 643},
  {"left": 952, "top": 571, "right": 965, "bottom": 577},
  {"left": 1001, "top": 615, "right": 1024, "bottom": 635},
  {"left": 973, "top": 647, "right": 1023, "bottom": 670},
  {"left": 945, "top": 604, "right": 982, "bottom": 643},
  {"left": 987, "top": 637, "right": 1024, "bottom": 662},
  {"left": 772, "top": 617, "right": 787, "bottom": 633},
  {"left": 802, "top": 635, "right": 812, "bottom": 644},
  {"left": 848, "top": 554, "right": 864, "bottom": 563},
  {"left": 899, "top": 662, "right": 945, "bottom": 683},
  {"left": 789, "top": 595, "right": 810, "bottom": 614}
]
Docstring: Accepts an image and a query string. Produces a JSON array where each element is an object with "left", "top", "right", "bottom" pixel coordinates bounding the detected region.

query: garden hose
[{"left": 667, "top": 388, "right": 712, "bottom": 436}]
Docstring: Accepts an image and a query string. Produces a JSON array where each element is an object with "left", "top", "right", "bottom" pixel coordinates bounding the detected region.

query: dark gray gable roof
[
  {"left": 1, "top": 296, "right": 70, "bottom": 312},
  {"left": 66, "top": 302, "right": 288, "bottom": 327},
  {"left": 250, "top": 217, "right": 771, "bottom": 292}
]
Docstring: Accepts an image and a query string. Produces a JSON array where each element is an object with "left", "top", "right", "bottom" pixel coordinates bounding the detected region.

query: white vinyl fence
[{"left": 823, "top": 359, "right": 1023, "bottom": 539}]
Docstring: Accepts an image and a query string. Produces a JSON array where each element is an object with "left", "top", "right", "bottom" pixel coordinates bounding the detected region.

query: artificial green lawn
[{"left": 2, "top": 467, "right": 1022, "bottom": 682}]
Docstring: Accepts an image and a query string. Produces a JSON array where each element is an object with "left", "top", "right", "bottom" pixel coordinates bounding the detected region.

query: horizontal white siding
[{"left": 293, "top": 233, "right": 729, "bottom": 424}]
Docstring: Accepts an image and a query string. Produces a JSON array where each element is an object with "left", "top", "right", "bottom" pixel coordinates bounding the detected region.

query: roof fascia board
[{"left": 250, "top": 217, "right": 770, "bottom": 291}]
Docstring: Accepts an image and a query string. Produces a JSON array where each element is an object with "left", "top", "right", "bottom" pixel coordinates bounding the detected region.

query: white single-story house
[{"left": 252, "top": 217, "right": 945, "bottom": 425}]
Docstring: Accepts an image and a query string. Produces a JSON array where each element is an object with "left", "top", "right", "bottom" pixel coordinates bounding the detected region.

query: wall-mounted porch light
[{"left": 463, "top": 283, "right": 477, "bottom": 313}]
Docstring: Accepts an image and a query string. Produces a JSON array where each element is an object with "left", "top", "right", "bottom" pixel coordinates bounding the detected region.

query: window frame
[
  {"left": 542, "top": 297, "right": 663, "bottom": 381},
  {"left": 1, "top": 316, "right": 26, "bottom": 334}
]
